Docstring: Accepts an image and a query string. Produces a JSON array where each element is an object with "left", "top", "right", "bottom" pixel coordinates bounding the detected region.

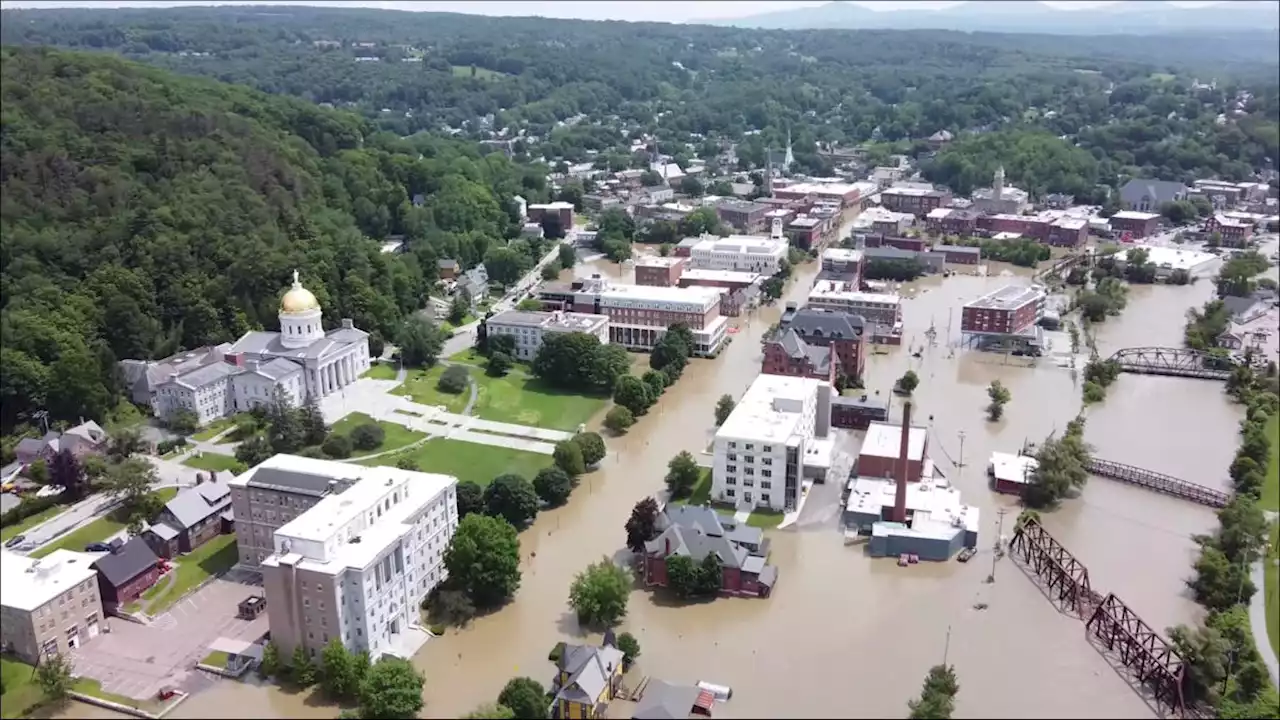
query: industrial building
[
  {"left": 841, "top": 404, "right": 979, "bottom": 561},
  {"left": 258, "top": 455, "right": 459, "bottom": 662},
  {"left": 989, "top": 452, "right": 1038, "bottom": 495},
  {"left": 1112, "top": 245, "right": 1217, "bottom": 280},
  {"left": 711, "top": 374, "right": 836, "bottom": 513}
]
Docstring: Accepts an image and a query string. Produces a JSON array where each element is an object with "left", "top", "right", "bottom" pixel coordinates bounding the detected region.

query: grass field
[
  {"left": 1, "top": 657, "right": 41, "bottom": 719},
  {"left": 191, "top": 416, "right": 237, "bottom": 442},
  {"left": 330, "top": 412, "right": 426, "bottom": 457},
  {"left": 361, "top": 363, "right": 400, "bottom": 381},
  {"left": 1, "top": 504, "right": 66, "bottom": 542},
  {"left": 139, "top": 535, "right": 238, "bottom": 615},
  {"left": 674, "top": 468, "right": 713, "bottom": 506},
  {"left": 1262, "top": 414, "right": 1278, "bottom": 512},
  {"left": 471, "top": 369, "right": 607, "bottom": 431},
  {"left": 391, "top": 365, "right": 471, "bottom": 413},
  {"left": 31, "top": 487, "right": 179, "bottom": 559},
  {"left": 181, "top": 453, "right": 244, "bottom": 474},
  {"left": 365, "top": 438, "right": 550, "bottom": 486},
  {"left": 1267, "top": 522, "right": 1278, "bottom": 660},
  {"left": 72, "top": 677, "right": 157, "bottom": 711},
  {"left": 442, "top": 314, "right": 476, "bottom": 332}
]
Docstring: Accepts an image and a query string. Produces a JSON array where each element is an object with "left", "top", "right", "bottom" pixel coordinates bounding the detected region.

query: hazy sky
[{"left": 0, "top": 0, "right": 1230, "bottom": 23}]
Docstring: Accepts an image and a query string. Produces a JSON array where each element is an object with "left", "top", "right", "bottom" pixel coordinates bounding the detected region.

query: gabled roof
[
  {"left": 782, "top": 307, "right": 865, "bottom": 340},
  {"left": 771, "top": 329, "right": 834, "bottom": 374},
  {"left": 1119, "top": 178, "right": 1187, "bottom": 202},
  {"left": 632, "top": 680, "right": 702, "bottom": 720},
  {"left": 92, "top": 537, "right": 159, "bottom": 588},
  {"left": 556, "top": 644, "right": 624, "bottom": 705},
  {"left": 163, "top": 478, "right": 232, "bottom": 530}
]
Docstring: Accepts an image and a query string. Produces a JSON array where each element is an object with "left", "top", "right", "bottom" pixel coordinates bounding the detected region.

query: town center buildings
[
  {"left": 1, "top": 549, "right": 104, "bottom": 664},
  {"left": 687, "top": 234, "right": 788, "bottom": 275},
  {"left": 255, "top": 455, "right": 459, "bottom": 662}
]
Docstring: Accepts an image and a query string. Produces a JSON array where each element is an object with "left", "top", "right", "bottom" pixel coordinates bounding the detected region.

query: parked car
[
  {"left": 84, "top": 542, "right": 112, "bottom": 552},
  {"left": 5, "top": 534, "right": 26, "bottom": 549}
]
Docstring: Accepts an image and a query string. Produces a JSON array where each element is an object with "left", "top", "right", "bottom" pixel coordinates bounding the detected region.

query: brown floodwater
[{"left": 61, "top": 248, "right": 1242, "bottom": 720}]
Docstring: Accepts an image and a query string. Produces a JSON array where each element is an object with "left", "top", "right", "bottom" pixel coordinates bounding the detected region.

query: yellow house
[{"left": 551, "top": 640, "right": 625, "bottom": 719}]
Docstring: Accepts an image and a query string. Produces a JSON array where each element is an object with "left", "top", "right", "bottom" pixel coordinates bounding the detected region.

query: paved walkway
[{"left": 1249, "top": 509, "right": 1279, "bottom": 687}]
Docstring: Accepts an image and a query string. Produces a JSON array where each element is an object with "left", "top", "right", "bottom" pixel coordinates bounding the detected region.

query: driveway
[{"left": 70, "top": 569, "right": 268, "bottom": 700}]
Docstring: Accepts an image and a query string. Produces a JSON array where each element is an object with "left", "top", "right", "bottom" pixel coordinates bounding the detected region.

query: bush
[
  {"left": 604, "top": 406, "right": 634, "bottom": 433},
  {"left": 349, "top": 423, "right": 385, "bottom": 451},
  {"left": 0, "top": 494, "right": 61, "bottom": 530},
  {"left": 438, "top": 364, "right": 471, "bottom": 394},
  {"left": 322, "top": 434, "right": 353, "bottom": 459}
]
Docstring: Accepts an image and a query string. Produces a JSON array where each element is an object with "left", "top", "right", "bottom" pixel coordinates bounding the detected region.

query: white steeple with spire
[{"left": 783, "top": 125, "right": 795, "bottom": 172}]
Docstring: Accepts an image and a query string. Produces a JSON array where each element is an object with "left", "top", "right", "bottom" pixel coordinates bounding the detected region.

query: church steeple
[{"left": 783, "top": 125, "right": 795, "bottom": 171}]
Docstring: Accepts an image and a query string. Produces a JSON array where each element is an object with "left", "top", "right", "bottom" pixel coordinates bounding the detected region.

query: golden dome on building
[{"left": 280, "top": 270, "right": 320, "bottom": 314}]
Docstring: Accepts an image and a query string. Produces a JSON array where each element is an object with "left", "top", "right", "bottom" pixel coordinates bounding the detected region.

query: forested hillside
[
  {"left": 2, "top": 6, "right": 1275, "bottom": 185},
  {"left": 0, "top": 47, "right": 549, "bottom": 431}
]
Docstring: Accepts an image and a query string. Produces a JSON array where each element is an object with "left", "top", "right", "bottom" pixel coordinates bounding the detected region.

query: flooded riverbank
[{"left": 59, "top": 253, "right": 1243, "bottom": 720}]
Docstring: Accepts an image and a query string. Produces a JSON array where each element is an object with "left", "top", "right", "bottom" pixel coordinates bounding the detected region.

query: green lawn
[
  {"left": 364, "top": 438, "right": 550, "bottom": 487},
  {"left": 31, "top": 487, "right": 179, "bottom": 559},
  {"left": 102, "top": 399, "right": 147, "bottom": 435},
  {"left": 1, "top": 504, "right": 66, "bottom": 542},
  {"left": 330, "top": 412, "right": 426, "bottom": 457},
  {"left": 448, "top": 349, "right": 533, "bottom": 373},
  {"left": 1266, "top": 522, "right": 1279, "bottom": 660},
  {"left": 674, "top": 468, "right": 713, "bottom": 506},
  {"left": 361, "top": 362, "right": 400, "bottom": 381},
  {"left": 745, "top": 509, "right": 785, "bottom": 529},
  {"left": 72, "top": 677, "right": 156, "bottom": 710},
  {"left": 1, "top": 657, "right": 42, "bottom": 719},
  {"left": 191, "top": 415, "right": 238, "bottom": 442},
  {"left": 181, "top": 453, "right": 245, "bottom": 474},
  {"left": 1261, "top": 414, "right": 1278, "bottom": 512},
  {"left": 391, "top": 365, "right": 472, "bottom": 413},
  {"left": 442, "top": 314, "right": 476, "bottom": 332},
  {"left": 201, "top": 650, "right": 230, "bottom": 669},
  {"left": 139, "top": 534, "right": 238, "bottom": 614},
  {"left": 471, "top": 369, "right": 607, "bottom": 431}
]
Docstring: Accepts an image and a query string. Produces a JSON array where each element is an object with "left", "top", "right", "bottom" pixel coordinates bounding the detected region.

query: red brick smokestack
[{"left": 891, "top": 401, "right": 912, "bottom": 523}]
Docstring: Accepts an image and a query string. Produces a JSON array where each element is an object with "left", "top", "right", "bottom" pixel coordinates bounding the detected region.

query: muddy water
[{"left": 62, "top": 254, "right": 1243, "bottom": 720}]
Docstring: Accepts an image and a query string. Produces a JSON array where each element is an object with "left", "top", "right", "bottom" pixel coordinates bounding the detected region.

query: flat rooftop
[
  {"left": 635, "top": 256, "right": 685, "bottom": 268},
  {"left": 778, "top": 182, "right": 862, "bottom": 197},
  {"left": 964, "top": 285, "right": 1045, "bottom": 312},
  {"left": 691, "top": 235, "right": 788, "bottom": 256},
  {"left": 680, "top": 268, "right": 762, "bottom": 284},
  {"left": 488, "top": 309, "right": 609, "bottom": 332},
  {"left": 1111, "top": 210, "right": 1161, "bottom": 221},
  {"left": 593, "top": 282, "right": 723, "bottom": 307},
  {"left": 2, "top": 549, "right": 101, "bottom": 612},
  {"left": 989, "top": 452, "right": 1038, "bottom": 486},
  {"left": 274, "top": 464, "right": 454, "bottom": 546},
  {"left": 860, "top": 422, "right": 928, "bottom": 463},
  {"left": 810, "top": 282, "right": 902, "bottom": 305},
  {"left": 1118, "top": 245, "right": 1217, "bottom": 272},
  {"left": 883, "top": 186, "right": 944, "bottom": 197},
  {"left": 822, "top": 248, "right": 864, "bottom": 264},
  {"left": 716, "top": 374, "right": 827, "bottom": 445},
  {"left": 845, "top": 476, "right": 980, "bottom": 534}
]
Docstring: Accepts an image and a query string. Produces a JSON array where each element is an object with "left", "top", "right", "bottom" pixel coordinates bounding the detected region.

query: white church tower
[
  {"left": 992, "top": 165, "right": 1006, "bottom": 201},
  {"left": 279, "top": 270, "right": 324, "bottom": 349}
]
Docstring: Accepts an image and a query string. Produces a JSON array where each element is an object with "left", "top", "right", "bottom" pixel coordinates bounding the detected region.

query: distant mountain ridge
[{"left": 709, "top": 0, "right": 1280, "bottom": 35}]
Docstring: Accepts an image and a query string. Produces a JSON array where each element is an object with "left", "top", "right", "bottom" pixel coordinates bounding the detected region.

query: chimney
[
  {"left": 891, "top": 401, "right": 912, "bottom": 524},
  {"left": 196, "top": 472, "right": 205, "bottom": 485},
  {"left": 342, "top": 318, "right": 354, "bottom": 330}
]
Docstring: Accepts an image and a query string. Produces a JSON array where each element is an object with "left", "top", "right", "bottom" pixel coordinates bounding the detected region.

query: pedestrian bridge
[
  {"left": 1086, "top": 458, "right": 1231, "bottom": 508},
  {"left": 1106, "top": 347, "right": 1231, "bottom": 381}
]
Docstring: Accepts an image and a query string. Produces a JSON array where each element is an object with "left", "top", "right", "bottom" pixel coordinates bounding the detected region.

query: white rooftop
[
  {"left": 530, "top": 201, "right": 575, "bottom": 210},
  {"left": 822, "top": 248, "right": 864, "bottom": 264},
  {"left": 989, "top": 452, "right": 1038, "bottom": 486},
  {"left": 1118, "top": 245, "right": 1217, "bottom": 272},
  {"left": 592, "top": 281, "right": 723, "bottom": 308},
  {"left": 1, "top": 549, "right": 101, "bottom": 612},
  {"left": 860, "top": 421, "right": 928, "bottom": 462},
  {"left": 809, "top": 282, "right": 901, "bottom": 305},
  {"left": 691, "top": 234, "right": 788, "bottom": 256},
  {"left": 635, "top": 256, "right": 686, "bottom": 268},
  {"left": 778, "top": 181, "right": 863, "bottom": 197},
  {"left": 845, "top": 476, "right": 981, "bottom": 535},
  {"left": 1111, "top": 210, "right": 1161, "bottom": 221},
  {"left": 679, "top": 268, "right": 762, "bottom": 284},
  {"left": 716, "top": 374, "right": 827, "bottom": 445}
]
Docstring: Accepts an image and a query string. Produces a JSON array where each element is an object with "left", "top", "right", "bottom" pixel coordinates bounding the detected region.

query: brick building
[
  {"left": 880, "top": 186, "right": 951, "bottom": 216},
  {"left": 775, "top": 305, "right": 867, "bottom": 384},
  {"left": 634, "top": 256, "right": 687, "bottom": 287},
  {"left": 1203, "top": 213, "right": 1254, "bottom": 247},
  {"left": 1108, "top": 211, "right": 1161, "bottom": 240},
  {"left": 761, "top": 329, "right": 838, "bottom": 383},
  {"left": 960, "top": 285, "right": 1045, "bottom": 336},
  {"left": 925, "top": 208, "right": 979, "bottom": 236},
  {"left": 716, "top": 200, "right": 770, "bottom": 234}
]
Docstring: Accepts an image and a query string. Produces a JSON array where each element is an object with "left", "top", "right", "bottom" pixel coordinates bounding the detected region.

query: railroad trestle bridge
[
  {"left": 1106, "top": 347, "right": 1232, "bottom": 381},
  {"left": 1010, "top": 518, "right": 1187, "bottom": 718}
]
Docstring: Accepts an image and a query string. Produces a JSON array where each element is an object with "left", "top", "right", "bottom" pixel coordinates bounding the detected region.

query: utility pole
[
  {"left": 990, "top": 507, "right": 1008, "bottom": 582},
  {"left": 942, "top": 625, "right": 952, "bottom": 667},
  {"left": 957, "top": 430, "right": 967, "bottom": 471}
]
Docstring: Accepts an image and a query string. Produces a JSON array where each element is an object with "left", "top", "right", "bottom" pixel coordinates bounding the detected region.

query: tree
[
  {"left": 897, "top": 370, "right": 919, "bottom": 395},
  {"left": 236, "top": 434, "right": 273, "bottom": 467},
  {"left": 464, "top": 704, "right": 516, "bottom": 719},
  {"left": 487, "top": 351, "right": 514, "bottom": 377},
  {"left": 573, "top": 432, "right": 606, "bottom": 467},
  {"left": 106, "top": 457, "right": 157, "bottom": 509},
  {"left": 266, "top": 388, "right": 305, "bottom": 454},
  {"left": 714, "top": 394, "right": 735, "bottom": 426},
  {"left": 568, "top": 556, "right": 631, "bottom": 627},
  {"left": 484, "top": 473, "right": 540, "bottom": 526},
  {"left": 604, "top": 406, "right": 635, "bottom": 434},
  {"left": 259, "top": 641, "right": 282, "bottom": 678},
  {"left": 425, "top": 587, "right": 476, "bottom": 627},
  {"left": 167, "top": 409, "right": 199, "bottom": 436},
  {"left": 534, "top": 332, "right": 618, "bottom": 392},
  {"left": 693, "top": 553, "right": 723, "bottom": 596},
  {"left": 497, "top": 677, "right": 548, "bottom": 720},
  {"left": 350, "top": 423, "right": 385, "bottom": 451},
  {"left": 25, "top": 459, "right": 48, "bottom": 485},
  {"left": 320, "top": 639, "right": 363, "bottom": 701},
  {"left": 358, "top": 657, "right": 425, "bottom": 720},
  {"left": 299, "top": 400, "right": 328, "bottom": 447},
  {"left": 665, "top": 451, "right": 701, "bottom": 498},
  {"left": 986, "top": 380, "right": 1011, "bottom": 421},
  {"left": 484, "top": 247, "right": 528, "bottom": 287},
  {"left": 36, "top": 653, "right": 73, "bottom": 702},
  {"left": 664, "top": 554, "right": 700, "bottom": 597},
  {"left": 679, "top": 176, "right": 704, "bottom": 197},
  {"left": 641, "top": 370, "right": 668, "bottom": 398},
  {"left": 616, "top": 632, "right": 641, "bottom": 669},
  {"left": 533, "top": 466, "right": 573, "bottom": 507},
  {"left": 438, "top": 364, "right": 471, "bottom": 393},
  {"left": 489, "top": 334, "right": 517, "bottom": 358},
  {"left": 540, "top": 263, "right": 560, "bottom": 281},
  {"left": 290, "top": 644, "right": 317, "bottom": 686},
  {"left": 541, "top": 213, "right": 565, "bottom": 240},
  {"left": 907, "top": 664, "right": 959, "bottom": 719},
  {"left": 398, "top": 315, "right": 447, "bottom": 368},
  {"left": 1023, "top": 418, "right": 1091, "bottom": 508},
  {"left": 448, "top": 293, "right": 470, "bottom": 325},
  {"left": 625, "top": 497, "right": 661, "bottom": 552},
  {"left": 553, "top": 439, "right": 586, "bottom": 476},
  {"left": 444, "top": 513, "right": 522, "bottom": 609},
  {"left": 456, "top": 480, "right": 485, "bottom": 518},
  {"left": 613, "top": 375, "right": 653, "bottom": 416},
  {"left": 1188, "top": 543, "right": 1255, "bottom": 611},
  {"left": 49, "top": 449, "right": 87, "bottom": 501},
  {"left": 108, "top": 428, "right": 144, "bottom": 460},
  {"left": 557, "top": 244, "right": 576, "bottom": 269},
  {"left": 322, "top": 434, "right": 353, "bottom": 459}
]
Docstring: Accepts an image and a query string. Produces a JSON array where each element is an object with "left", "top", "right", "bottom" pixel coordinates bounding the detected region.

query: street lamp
[{"left": 957, "top": 430, "right": 967, "bottom": 471}]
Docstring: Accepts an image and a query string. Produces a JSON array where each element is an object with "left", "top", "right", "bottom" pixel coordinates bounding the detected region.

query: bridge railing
[{"left": 1085, "top": 458, "right": 1231, "bottom": 508}]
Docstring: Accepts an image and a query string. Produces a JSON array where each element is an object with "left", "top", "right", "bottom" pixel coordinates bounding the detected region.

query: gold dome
[{"left": 280, "top": 270, "right": 320, "bottom": 314}]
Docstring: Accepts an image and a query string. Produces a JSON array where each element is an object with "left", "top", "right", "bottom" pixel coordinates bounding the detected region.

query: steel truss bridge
[{"left": 1107, "top": 347, "right": 1231, "bottom": 381}]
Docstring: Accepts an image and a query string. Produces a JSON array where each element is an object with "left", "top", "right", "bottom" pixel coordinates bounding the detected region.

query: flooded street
[{"left": 61, "top": 250, "right": 1244, "bottom": 720}]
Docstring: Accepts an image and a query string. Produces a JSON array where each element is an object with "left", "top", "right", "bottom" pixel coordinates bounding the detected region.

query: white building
[
  {"left": 1113, "top": 245, "right": 1217, "bottom": 279},
  {"left": 564, "top": 277, "right": 729, "bottom": 356},
  {"left": 712, "top": 374, "right": 834, "bottom": 512},
  {"left": 485, "top": 310, "right": 610, "bottom": 361},
  {"left": 806, "top": 280, "right": 903, "bottom": 326},
  {"left": 688, "top": 234, "right": 789, "bottom": 275},
  {"left": 1, "top": 549, "right": 104, "bottom": 663},
  {"left": 259, "top": 456, "right": 459, "bottom": 662},
  {"left": 143, "top": 271, "right": 371, "bottom": 425}
]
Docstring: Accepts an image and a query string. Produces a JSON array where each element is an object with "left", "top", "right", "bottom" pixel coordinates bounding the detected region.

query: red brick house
[
  {"left": 1203, "top": 214, "right": 1254, "bottom": 247},
  {"left": 642, "top": 505, "right": 776, "bottom": 598},
  {"left": 776, "top": 306, "right": 867, "bottom": 385},
  {"left": 761, "top": 329, "right": 839, "bottom": 383},
  {"left": 91, "top": 538, "right": 161, "bottom": 611}
]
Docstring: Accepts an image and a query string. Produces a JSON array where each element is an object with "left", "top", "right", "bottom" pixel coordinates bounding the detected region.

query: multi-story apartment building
[
  {"left": 880, "top": 186, "right": 951, "bottom": 216},
  {"left": 1203, "top": 213, "right": 1254, "bottom": 246},
  {"left": 259, "top": 456, "right": 458, "bottom": 661},
  {"left": 688, "top": 234, "right": 789, "bottom": 275},
  {"left": 230, "top": 455, "right": 366, "bottom": 569},
  {"left": 634, "top": 256, "right": 687, "bottom": 287},
  {"left": 819, "top": 248, "right": 865, "bottom": 286},
  {"left": 1, "top": 550, "right": 104, "bottom": 664},
  {"left": 711, "top": 374, "right": 834, "bottom": 512},
  {"left": 960, "top": 285, "right": 1046, "bottom": 336},
  {"left": 552, "top": 276, "right": 729, "bottom": 356},
  {"left": 526, "top": 201, "right": 575, "bottom": 230},
  {"left": 483, "top": 310, "right": 611, "bottom": 361},
  {"left": 716, "top": 200, "right": 770, "bottom": 234},
  {"left": 1108, "top": 211, "right": 1162, "bottom": 240},
  {"left": 806, "top": 280, "right": 902, "bottom": 327},
  {"left": 925, "top": 208, "right": 980, "bottom": 236}
]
